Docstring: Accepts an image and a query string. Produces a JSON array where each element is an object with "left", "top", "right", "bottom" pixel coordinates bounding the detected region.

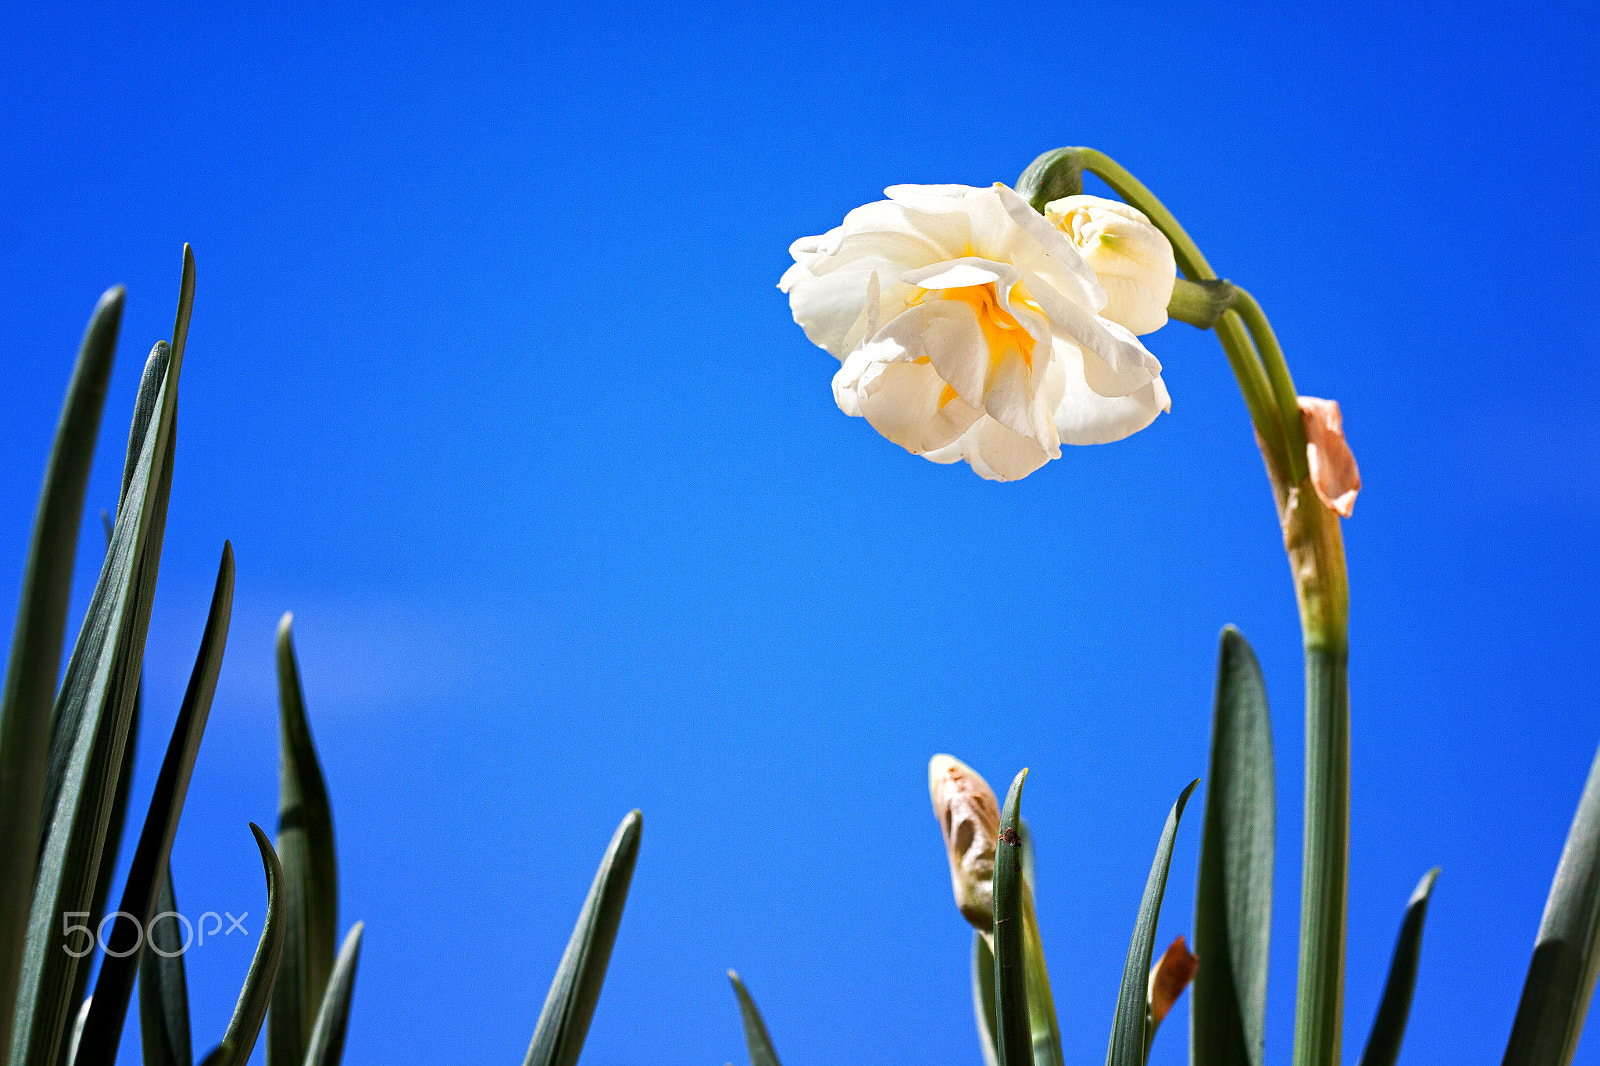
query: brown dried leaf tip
[
  {"left": 1299, "top": 396, "right": 1361, "bottom": 518},
  {"left": 1147, "top": 935, "right": 1200, "bottom": 1026},
  {"left": 928, "top": 754, "right": 1001, "bottom": 931}
]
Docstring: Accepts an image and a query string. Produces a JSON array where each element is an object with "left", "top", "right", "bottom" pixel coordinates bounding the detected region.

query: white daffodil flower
[
  {"left": 1044, "top": 195, "right": 1177, "bottom": 336},
  {"left": 780, "top": 183, "right": 1171, "bottom": 481}
]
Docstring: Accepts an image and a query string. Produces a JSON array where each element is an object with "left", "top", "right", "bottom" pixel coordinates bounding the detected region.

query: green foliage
[
  {"left": 1193, "top": 628, "right": 1275, "bottom": 1066},
  {"left": 1503, "top": 742, "right": 1600, "bottom": 1066},
  {"left": 972, "top": 933, "right": 999, "bottom": 1066},
  {"left": 1356, "top": 868, "right": 1439, "bottom": 1066},
  {"left": 138, "top": 867, "right": 191, "bottom": 1066},
  {"left": 728, "top": 971, "right": 781, "bottom": 1066},
  {"left": 0, "top": 287, "right": 123, "bottom": 1062},
  {"left": 993, "top": 770, "right": 1032, "bottom": 1066},
  {"left": 210, "top": 826, "right": 287, "bottom": 1066},
  {"left": 75, "top": 547, "right": 235, "bottom": 1065},
  {"left": 523, "top": 810, "right": 643, "bottom": 1066},
  {"left": 1107, "top": 780, "right": 1199, "bottom": 1066},
  {"left": 270, "top": 614, "right": 340, "bottom": 1066},
  {"left": 302, "top": 923, "right": 364, "bottom": 1066}
]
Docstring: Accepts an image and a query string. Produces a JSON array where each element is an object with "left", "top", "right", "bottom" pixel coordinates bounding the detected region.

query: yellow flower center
[{"left": 908, "top": 282, "right": 1041, "bottom": 409}]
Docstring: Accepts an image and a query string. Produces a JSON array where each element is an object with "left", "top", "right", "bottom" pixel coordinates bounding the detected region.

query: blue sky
[{"left": 2, "top": 2, "right": 1598, "bottom": 1064}]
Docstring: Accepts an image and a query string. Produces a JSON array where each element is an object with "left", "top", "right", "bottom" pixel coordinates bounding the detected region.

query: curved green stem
[
  {"left": 1232, "top": 289, "right": 1310, "bottom": 484},
  {"left": 1019, "top": 147, "right": 1353, "bottom": 1066}
]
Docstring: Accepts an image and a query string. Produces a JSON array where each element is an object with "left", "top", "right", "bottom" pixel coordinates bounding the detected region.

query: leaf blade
[
  {"left": 993, "top": 769, "right": 1031, "bottom": 1066},
  {"left": 138, "top": 865, "right": 192, "bottom": 1066},
  {"left": 1503, "top": 741, "right": 1600, "bottom": 1066},
  {"left": 1107, "top": 779, "right": 1200, "bottom": 1066},
  {"left": 11, "top": 326, "right": 184, "bottom": 1066},
  {"left": 270, "top": 614, "right": 339, "bottom": 1066},
  {"left": 1356, "top": 868, "right": 1439, "bottom": 1066},
  {"left": 522, "top": 810, "right": 642, "bottom": 1066},
  {"left": 973, "top": 932, "right": 999, "bottom": 1066},
  {"left": 727, "top": 971, "right": 781, "bottom": 1066},
  {"left": 302, "top": 922, "right": 363, "bottom": 1066},
  {"left": 75, "top": 545, "right": 235, "bottom": 1065},
  {"left": 1193, "top": 627, "right": 1276, "bottom": 1066},
  {"left": 0, "top": 288, "right": 124, "bottom": 1059},
  {"left": 214, "top": 824, "right": 287, "bottom": 1066}
]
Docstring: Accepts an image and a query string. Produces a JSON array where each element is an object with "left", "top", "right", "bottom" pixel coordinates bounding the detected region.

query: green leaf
[
  {"left": 270, "top": 614, "right": 339, "bottom": 1066},
  {"left": 1503, "top": 741, "right": 1600, "bottom": 1066},
  {"left": 727, "top": 970, "right": 781, "bottom": 1066},
  {"left": 523, "top": 810, "right": 643, "bottom": 1066},
  {"left": 1107, "top": 779, "right": 1200, "bottom": 1066},
  {"left": 1356, "top": 868, "right": 1439, "bottom": 1066},
  {"left": 138, "top": 865, "right": 192, "bottom": 1066},
  {"left": 302, "top": 922, "right": 364, "bottom": 1066},
  {"left": 993, "top": 769, "right": 1031, "bottom": 1066},
  {"left": 13, "top": 317, "right": 186, "bottom": 1066},
  {"left": 75, "top": 545, "right": 235, "bottom": 1066},
  {"left": 1193, "top": 627, "right": 1276, "bottom": 1066},
  {"left": 211, "top": 824, "right": 287, "bottom": 1066},
  {"left": 0, "top": 287, "right": 124, "bottom": 1059},
  {"left": 1015, "top": 820, "right": 1062, "bottom": 1066},
  {"left": 973, "top": 932, "right": 999, "bottom": 1066}
]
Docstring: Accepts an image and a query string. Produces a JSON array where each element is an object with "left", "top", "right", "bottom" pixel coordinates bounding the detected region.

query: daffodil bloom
[
  {"left": 781, "top": 183, "right": 1171, "bottom": 481},
  {"left": 1044, "top": 195, "right": 1177, "bottom": 336}
]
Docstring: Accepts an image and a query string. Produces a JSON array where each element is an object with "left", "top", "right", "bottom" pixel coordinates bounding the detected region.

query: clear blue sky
[{"left": 2, "top": 2, "right": 1598, "bottom": 1064}]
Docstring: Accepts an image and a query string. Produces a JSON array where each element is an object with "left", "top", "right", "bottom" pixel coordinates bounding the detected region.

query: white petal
[
  {"left": 962, "top": 417, "right": 1054, "bottom": 482},
  {"left": 1023, "top": 280, "right": 1161, "bottom": 395},
  {"left": 873, "top": 300, "right": 990, "bottom": 411},
  {"left": 1099, "top": 275, "right": 1169, "bottom": 337},
  {"left": 1051, "top": 336, "right": 1171, "bottom": 445},
  {"left": 857, "top": 358, "right": 983, "bottom": 455},
  {"left": 905, "top": 259, "right": 1009, "bottom": 290},
  {"left": 988, "top": 183, "right": 1108, "bottom": 313}
]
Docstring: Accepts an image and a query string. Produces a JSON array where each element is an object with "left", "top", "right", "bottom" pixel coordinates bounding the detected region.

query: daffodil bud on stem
[{"left": 930, "top": 755, "right": 1001, "bottom": 932}]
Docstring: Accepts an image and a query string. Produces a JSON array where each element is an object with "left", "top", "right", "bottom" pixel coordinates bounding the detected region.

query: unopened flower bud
[
  {"left": 929, "top": 754, "right": 1001, "bottom": 930},
  {"left": 1298, "top": 396, "right": 1361, "bottom": 518},
  {"left": 1044, "top": 195, "right": 1177, "bottom": 336},
  {"left": 1148, "top": 935, "right": 1200, "bottom": 1027}
]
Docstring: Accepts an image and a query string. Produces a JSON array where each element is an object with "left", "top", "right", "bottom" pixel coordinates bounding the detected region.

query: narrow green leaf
[
  {"left": 1107, "top": 779, "right": 1200, "bottom": 1066},
  {"left": 12, "top": 325, "right": 184, "bottom": 1066},
  {"left": 973, "top": 933, "right": 1000, "bottom": 1066},
  {"left": 1193, "top": 627, "right": 1276, "bottom": 1066},
  {"left": 82, "top": 515, "right": 140, "bottom": 959},
  {"left": 0, "top": 287, "right": 124, "bottom": 1060},
  {"left": 212, "top": 824, "right": 287, "bottom": 1066},
  {"left": 1503, "top": 741, "right": 1600, "bottom": 1066},
  {"left": 1356, "top": 868, "right": 1439, "bottom": 1066},
  {"left": 76, "top": 545, "right": 235, "bottom": 1066},
  {"left": 727, "top": 971, "right": 781, "bottom": 1066},
  {"left": 139, "top": 866, "right": 192, "bottom": 1066},
  {"left": 523, "top": 810, "right": 643, "bottom": 1066},
  {"left": 993, "top": 769, "right": 1031, "bottom": 1066},
  {"left": 302, "top": 922, "right": 363, "bottom": 1066},
  {"left": 270, "top": 614, "right": 339, "bottom": 1066},
  {"left": 1015, "top": 819, "right": 1063, "bottom": 1066}
]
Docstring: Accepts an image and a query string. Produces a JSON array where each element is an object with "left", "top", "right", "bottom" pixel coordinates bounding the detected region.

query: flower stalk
[{"left": 1020, "top": 147, "right": 1351, "bottom": 1066}]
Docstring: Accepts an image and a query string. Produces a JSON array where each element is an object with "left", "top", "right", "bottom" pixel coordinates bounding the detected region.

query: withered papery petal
[
  {"left": 1299, "top": 396, "right": 1362, "bottom": 518},
  {"left": 928, "top": 754, "right": 1001, "bottom": 930},
  {"left": 1148, "top": 935, "right": 1200, "bottom": 1026}
]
